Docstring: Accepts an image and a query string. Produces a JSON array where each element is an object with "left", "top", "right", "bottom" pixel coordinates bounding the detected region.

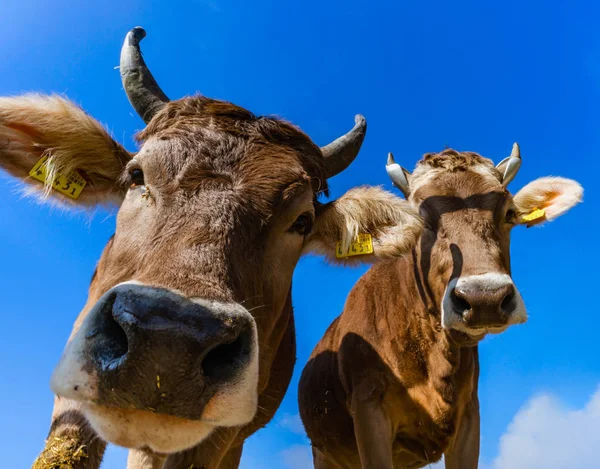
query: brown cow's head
[
  {"left": 0, "top": 28, "right": 423, "bottom": 452},
  {"left": 386, "top": 145, "right": 582, "bottom": 343}
]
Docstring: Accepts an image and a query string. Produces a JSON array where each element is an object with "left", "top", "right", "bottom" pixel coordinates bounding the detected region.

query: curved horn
[
  {"left": 321, "top": 114, "right": 367, "bottom": 178},
  {"left": 386, "top": 152, "right": 411, "bottom": 198},
  {"left": 120, "top": 27, "right": 169, "bottom": 123},
  {"left": 496, "top": 142, "right": 522, "bottom": 187}
]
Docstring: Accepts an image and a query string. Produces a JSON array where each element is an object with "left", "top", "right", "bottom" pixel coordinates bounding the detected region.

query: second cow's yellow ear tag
[
  {"left": 336, "top": 233, "right": 374, "bottom": 259},
  {"left": 29, "top": 155, "right": 87, "bottom": 199},
  {"left": 521, "top": 208, "right": 546, "bottom": 223}
]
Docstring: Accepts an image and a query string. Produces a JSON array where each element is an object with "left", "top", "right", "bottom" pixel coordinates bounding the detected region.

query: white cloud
[
  {"left": 280, "top": 444, "right": 313, "bottom": 469},
  {"left": 490, "top": 386, "right": 600, "bottom": 469},
  {"left": 277, "top": 413, "right": 306, "bottom": 435}
]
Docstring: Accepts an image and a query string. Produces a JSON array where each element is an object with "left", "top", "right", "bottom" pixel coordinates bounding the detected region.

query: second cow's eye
[
  {"left": 289, "top": 213, "right": 314, "bottom": 236},
  {"left": 129, "top": 168, "right": 145, "bottom": 187},
  {"left": 505, "top": 208, "right": 517, "bottom": 224}
]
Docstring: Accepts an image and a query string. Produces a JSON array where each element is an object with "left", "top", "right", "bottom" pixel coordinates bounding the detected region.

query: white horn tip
[
  {"left": 354, "top": 114, "right": 366, "bottom": 126},
  {"left": 511, "top": 142, "right": 521, "bottom": 158},
  {"left": 387, "top": 152, "right": 396, "bottom": 166}
]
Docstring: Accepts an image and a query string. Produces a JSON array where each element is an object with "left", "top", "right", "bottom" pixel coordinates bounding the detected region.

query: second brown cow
[{"left": 298, "top": 145, "right": 582, "bottom": 469}]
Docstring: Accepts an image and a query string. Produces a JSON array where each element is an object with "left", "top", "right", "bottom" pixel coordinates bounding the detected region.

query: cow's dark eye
[
  {"left": 289, "top": 213, "right": 314, "bottom": 236},
  {"left": 505, "top": 208, "right": 517, "bottom": 224},
  {"left": 129, "top": 168, "right": 145, "bottom": 187}
]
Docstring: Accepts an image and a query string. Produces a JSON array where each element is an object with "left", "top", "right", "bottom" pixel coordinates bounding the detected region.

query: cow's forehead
[
  {"left": 410, "top": 149, "right": 504, "bottom": 199},
  {"left": 138, "top": 137, "right": 316, "bottom": 191},
  {"left": 132, "top": 96, "right": 329, "bottom": 198},
  {"left": 136, "top": 96, "right": 320, "bottom": 156}
]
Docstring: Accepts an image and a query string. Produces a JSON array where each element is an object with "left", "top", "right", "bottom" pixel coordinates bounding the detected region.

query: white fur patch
[{"left": 84, "top": 404, "right": 215, "bottom": 453}]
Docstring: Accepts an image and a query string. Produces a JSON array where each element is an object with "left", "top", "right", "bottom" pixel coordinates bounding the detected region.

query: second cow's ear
[
  {"left": 513, "top": 176, "right": 583, "bottom": 227},
  {"left": 303, "top": 186, "right": 423, "bottom": 265}
]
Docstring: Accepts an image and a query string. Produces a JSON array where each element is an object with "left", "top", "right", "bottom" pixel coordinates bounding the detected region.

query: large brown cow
[
  {"left": 298, "top": 145, "right": 582, "bottom": 468},
  {"left": 0, "top": 28, "right": 424, "bottom": 469}
]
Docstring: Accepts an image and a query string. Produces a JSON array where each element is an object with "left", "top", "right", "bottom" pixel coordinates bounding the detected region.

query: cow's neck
[
  {"left": 382, "top": 250, "right": 479, "bottom": 428},
  {"left": 253, "top": 286, "right": 295, "bottom": 394}
]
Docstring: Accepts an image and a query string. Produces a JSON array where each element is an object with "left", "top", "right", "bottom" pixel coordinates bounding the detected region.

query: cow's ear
[
  {"left": 0, "top": 94, "right": 132, "bottom": 206},
  {"left": 303, "top": 186, "right": 423, "bottom": 265},
  {"left": 513, "top": 176, "right": 583, "bottom": 227}
]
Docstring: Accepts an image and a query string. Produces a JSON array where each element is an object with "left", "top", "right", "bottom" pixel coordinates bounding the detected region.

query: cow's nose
[
  {"left": 444, "top": 273, "right": 526, "bottom": 330},
  {"left": 453, "top": 281, "right": 516, "bottom": 321},
  {"left": 80, "top": 283, "right": 255, "bottom": 418}
]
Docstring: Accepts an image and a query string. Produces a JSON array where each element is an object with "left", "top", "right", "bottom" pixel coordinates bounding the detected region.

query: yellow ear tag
[
  {"left": 29, "top": 155, "right": 87, "bottom": 199},
  {"left": 335, "top": 233, "right": 374, "bottom": 259},
  {"left": 521, "top": 208, "right": 546, "bottom": 223}
]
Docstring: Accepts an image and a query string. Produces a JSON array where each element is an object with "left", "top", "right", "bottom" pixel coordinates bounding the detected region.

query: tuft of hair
[
  {"left": 418, "top": 149, "right": 495, "bottom": 172},
  {"left": 0, "top": 94, "right": 130, "bottom": 206}
]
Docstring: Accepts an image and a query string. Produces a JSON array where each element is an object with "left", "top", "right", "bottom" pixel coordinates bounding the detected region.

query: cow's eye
[
  {"left": 505, "top": 208, "right": 517, "bottom": 224},
  {"left": 129, "top": 168, "right": 145, "bottom": 187},
  {"left": 289, "top": 213, "right": 314, "bottom": 236}
]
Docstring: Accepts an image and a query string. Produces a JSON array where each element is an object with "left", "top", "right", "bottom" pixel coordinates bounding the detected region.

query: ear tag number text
[
  {"left": 336, "top": 233, "right": 374, "bottom": 259},
  {"left": 29, "top": 155, "right": 87, "bottom": 199}
]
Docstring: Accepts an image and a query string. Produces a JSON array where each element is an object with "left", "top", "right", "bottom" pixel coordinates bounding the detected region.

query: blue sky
[{"left": 0, "top": 1, "right": 598, "bottom": 468}]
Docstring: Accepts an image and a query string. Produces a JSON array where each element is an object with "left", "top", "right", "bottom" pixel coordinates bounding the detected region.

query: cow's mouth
[
  {"left": 83, "top": 404, "right": 217, "bottom": 453},
  {"left": 451, "top": 323, "right": 509, "bottom": 338}
]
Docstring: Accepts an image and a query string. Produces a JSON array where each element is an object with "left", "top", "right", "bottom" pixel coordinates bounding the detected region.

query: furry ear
[
  {"left": 0, "top": 94, "right": 131, "bottom": 206},
  {"left": 513, "top": 176, "right": 583, "bottom": 227},
  {"left": 303, "top": 186, "right": 423, "bottom": 265}
]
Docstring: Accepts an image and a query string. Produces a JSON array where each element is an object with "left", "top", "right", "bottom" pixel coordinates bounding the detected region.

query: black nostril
[
  {"left": 86, "top": 306, "right": 129, "bottom": 371},
  {"left": 201, "top": 324, "right": 253, "bottom": 384},
  {"left": 451, "top": 289, "right": 471, "bottom": 313},
  {"left": 501, "top": 288, "right": 516, "bottom": 312}
]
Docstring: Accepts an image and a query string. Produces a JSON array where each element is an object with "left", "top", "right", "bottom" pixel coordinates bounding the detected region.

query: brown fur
[
  {"left": 299, "top": 149, "right": 582, "bottom": 468},
  {"left": 0, "top": 94, "right": 423, "bottom": 469}
]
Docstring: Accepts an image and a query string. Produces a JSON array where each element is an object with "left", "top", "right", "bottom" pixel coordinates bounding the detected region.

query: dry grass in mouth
[{"left": 31, "top": 435, "right": 88, "bottom": 469}]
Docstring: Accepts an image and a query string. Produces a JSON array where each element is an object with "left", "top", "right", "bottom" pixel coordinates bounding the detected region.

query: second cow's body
[
  {"left": 299, "top": 148, "right": 582, "bottom": 468},
  {"left": 299, "top": 257, "right": 480, "bottom": 468}
]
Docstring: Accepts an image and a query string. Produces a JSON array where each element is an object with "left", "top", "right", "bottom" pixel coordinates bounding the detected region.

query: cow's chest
[
  {"left": 390, "top": 405, "right": 455, "bottom": 466},
  {"left": 390, "top": 426, "right": 451, "bottom": 467},
  {"left": 385, "top": 379, "right": 462, "bottom": 466}
]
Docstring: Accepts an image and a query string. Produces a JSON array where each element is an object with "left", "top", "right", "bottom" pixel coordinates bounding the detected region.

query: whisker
[
  {"left": 240, "top": 295, "right": 265, "bottom": 306},
  {"left": 247, "top": 304, "right": 269, "bottom": 313}
]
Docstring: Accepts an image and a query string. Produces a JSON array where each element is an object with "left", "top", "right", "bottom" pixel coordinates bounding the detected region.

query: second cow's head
[
  {"left": 0, "top": 28, "right": 422, "bottom": 452},
  {"left": 387, "top": 144, "right": 582, "bottom": 343}
]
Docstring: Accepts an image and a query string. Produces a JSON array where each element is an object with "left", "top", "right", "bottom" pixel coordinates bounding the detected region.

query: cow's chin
[
  {"left": 83, "top": 382, "right": 259, "bottom": 453},
  {"left": 84, "top": 404, "right": 215, "bottom": 453},
  {"left": 76, "top": 379, "right": 259, "bottom": 453}
]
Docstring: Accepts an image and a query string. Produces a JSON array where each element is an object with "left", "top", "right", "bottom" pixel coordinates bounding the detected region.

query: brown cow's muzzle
[
  {"left": 50, "top": 283, "right": 259, "bottom": 429},
  {"left": 441, "top": 273, "right": 528, "bottom": 338}
]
